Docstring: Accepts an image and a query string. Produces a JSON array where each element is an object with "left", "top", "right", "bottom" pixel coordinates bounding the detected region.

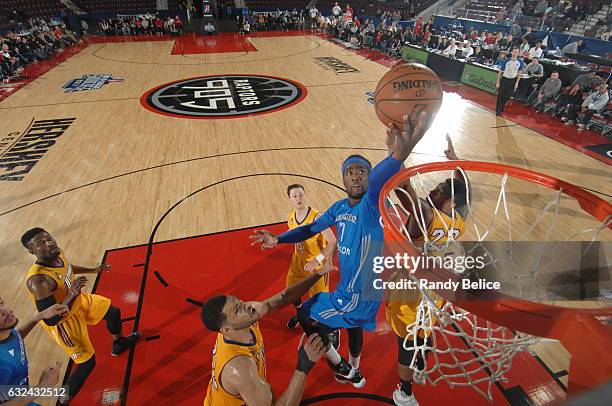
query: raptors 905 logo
[{"left": 140, "top": 75, "right": 307, "bottom": 119}]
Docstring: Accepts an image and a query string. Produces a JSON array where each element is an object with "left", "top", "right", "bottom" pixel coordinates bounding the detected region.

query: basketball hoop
[{"left": 379, "top": 161, "right": 612, "bottom": 399}]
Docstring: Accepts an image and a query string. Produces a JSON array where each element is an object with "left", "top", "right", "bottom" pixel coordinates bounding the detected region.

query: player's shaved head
[{"left": 201, "top": 295, "right": 228, "bottom": 332}]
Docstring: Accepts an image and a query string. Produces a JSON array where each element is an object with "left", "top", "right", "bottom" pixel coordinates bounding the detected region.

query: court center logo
[{"left": 140, "top": 75, "right": 307, "bottom": 119}]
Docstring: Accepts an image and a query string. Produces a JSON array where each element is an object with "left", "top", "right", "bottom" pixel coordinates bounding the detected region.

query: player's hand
[
  {"left": 38, "top": 362, "right": 61, "bottom": 386},
  {"left": 390, "top": 111, "right": 430, "bottom": 161},
  {"left": 249, "top": 230, "right": 278, "bottom": 250},
  {"left": 245, "top": 301, "right": 268, "bottom": 321},
  {"left": 95, "top": 264, "right": 111, "bottom": 273},
  {"left": 70, "top": 276, "right": 88, "bottom": 295},
  {"left": 300, "top": 333, "right": 326, "bottom": 363},
  {"left": 385, "top": 126, "right": 396, "bottom": 155},
  {"left": 496, "top": 81, "right": 500, "bottom": 89},
  {"left": 316, "top": 260, "right": 337, "bottom": 276},
  {"left": 39, "top": 304, "right": 69, "bottom": 321},
  {"left": 304, "top": 258, "right": 319, "bottom": 273},
  {"left": 444, "top": 134, "right": 459, "bottom": 160}
]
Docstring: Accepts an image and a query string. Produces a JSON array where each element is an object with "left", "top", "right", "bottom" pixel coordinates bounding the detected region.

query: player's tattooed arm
[
  {"left": 72, "top": 264, "right": 111, "bottom": 274},
  {"left": 17, "top": 304, "right": 68, "bottom": 338},
  {"left": 256, "top": 270, "right": 336, "bottom": 316}
]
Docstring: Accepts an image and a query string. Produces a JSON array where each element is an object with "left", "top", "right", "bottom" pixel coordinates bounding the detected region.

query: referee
[{"left": 495, "top": 48, "right": 524, "bottom": 116}]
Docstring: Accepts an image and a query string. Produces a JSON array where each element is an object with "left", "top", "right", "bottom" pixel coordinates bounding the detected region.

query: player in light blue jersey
[
  {"left": 251, "top": 111, "right": 431, "bottom": 388},
  {"left": 0, "top": 297, "right": 65, "bottom": 405}
]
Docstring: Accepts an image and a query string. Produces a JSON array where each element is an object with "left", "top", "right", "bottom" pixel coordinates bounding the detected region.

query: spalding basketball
[{"left": 374, "top": 63, "right": 443, "bottom": 129}]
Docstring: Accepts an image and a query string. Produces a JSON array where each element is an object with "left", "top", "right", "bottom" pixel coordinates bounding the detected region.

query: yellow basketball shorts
[
  {"left": 286, "top": 267, "right": 329, "bottom": 297},
  {"left": 40, "top": 293, "right": 111, "bottom": 364}
]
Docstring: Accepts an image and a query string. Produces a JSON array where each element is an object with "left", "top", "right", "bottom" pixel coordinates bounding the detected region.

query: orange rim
[{"left": 379, "top": 161, "right": 612, "bottom": 393}]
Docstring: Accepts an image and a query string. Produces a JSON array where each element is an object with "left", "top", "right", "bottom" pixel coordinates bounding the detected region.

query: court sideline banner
[{"left": 460, "top": 63, "right": 498, "bottom": 95}]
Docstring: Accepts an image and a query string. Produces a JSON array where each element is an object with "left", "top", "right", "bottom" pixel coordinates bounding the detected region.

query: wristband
[
  {"left": 296, "top": 346, "right": 316, "bottom": 374},
  {"left": 315, "top": 254, "right": 325, "bottom": 265}
]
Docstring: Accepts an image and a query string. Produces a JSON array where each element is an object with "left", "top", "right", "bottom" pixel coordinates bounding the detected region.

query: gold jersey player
[
  {"left": 201, "top": 263, "right": 333, "bottom": 405},
  {"left": 21, "top": 228, "right": 141, "bottom": 405},
  {"left": 387, "top": 136, "right": 470, "bottom": 406},
  {"left": 284, "top": 184, "right": 336, "bottom": 330}
]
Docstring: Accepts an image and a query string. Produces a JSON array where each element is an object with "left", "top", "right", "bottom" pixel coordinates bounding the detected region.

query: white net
[{"left": 384, "top": 164, "right": 612, "bottom": 400}]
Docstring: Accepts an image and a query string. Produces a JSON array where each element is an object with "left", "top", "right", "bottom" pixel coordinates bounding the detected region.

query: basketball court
[{"left": 0, "top": 31, "right": 610, "bottom": 405}]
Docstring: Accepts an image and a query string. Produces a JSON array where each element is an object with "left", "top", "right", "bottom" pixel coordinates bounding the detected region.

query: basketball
[{"left": 374, "top": 63, "right": 443, "bottom": 129}]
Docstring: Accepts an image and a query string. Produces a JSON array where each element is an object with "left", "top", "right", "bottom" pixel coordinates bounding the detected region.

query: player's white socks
[
  {"left": 326, "top": 345, "right": 342, "bottom": 365},
  {"left": 349, "top": 354, "right": 360, "bottom": 369}
]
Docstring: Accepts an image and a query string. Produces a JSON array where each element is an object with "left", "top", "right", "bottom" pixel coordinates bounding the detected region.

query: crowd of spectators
[
  {"left": 236, "top": 9, "right": 307, "bottom": 34},
  {"left": 316, "top": 4, "right": 609, "bottom": 131},
  {"left": 0, "top": 17, "right": 82, "bottom": 83},
  {"left": 494, "top": 0, "right": 611, "bottom": 37},
  {"left": 98, "top": 15, "right": 184, "bottom": 36}
]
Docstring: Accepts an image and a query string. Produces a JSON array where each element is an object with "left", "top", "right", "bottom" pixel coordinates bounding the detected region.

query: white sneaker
[{"left": 393, "top": 387, "right": 419, "bottom": 406}]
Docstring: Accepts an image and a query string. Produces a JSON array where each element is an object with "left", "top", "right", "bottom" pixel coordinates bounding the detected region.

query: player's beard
[{"left": 348, "top": 188, "right": 366, "bottom": 200}]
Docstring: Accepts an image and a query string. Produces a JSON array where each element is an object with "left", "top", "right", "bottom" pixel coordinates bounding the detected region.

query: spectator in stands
[
  {"left": 510, "top": 22, "right": 521, "bottom": 38},
  {"left": 485, "top": 32, "right": 496, "bottom": 45},
  {"left": 345, "top": 4, "right": 354, "bottom": 19},
  {"left": 565, "top": 84, "right": 609, "bottom": 131},
  {"left": 437, "top": 37, "right": 449, "bottom": 51},
  {"left": 519, "top": 37, "right": 530, "bottom": 56},
  {"left": 141, "top": 17, "right": 149, "bottom": 35},
  {"left": 175, "top": 16, "right": 184, "bottom": 35},
  {"left": 154, "top": 16, "right": 164, "bottom": 35},
  {"left": 413, "top": 16, "right": 424, "bottom": 39},
  {"left": 309, "top": 6, "right": 318, "bottom": 29},
  {"left": 521, "top": 26, "right": 533, "bottom": 43},
  {"left": 442, "top": 40, "right": 457, "bottom": 57},
  {"left": 524, "top": 57, "right": 544, "bottom": 79},
  {"left": 527, "top": 71, "right": 562, "bottom": 111},
  {"left": 461, "top": 41, "right": 474, "bottom": 58},
  {"left": 553, "top": 83, "right": 582, "bottom": 117},
  {"left": 571, "top": 71, "right": 604, "bottom": 91},
  {"left": 14, "top": 37, "right": 36, "bottom": 64},
  {"left": 535, "top": 0, "right": 548, "bottom": 16},
  {"left": 0, "top": 43, "right": 23, "bottom": 79},
  {"left": 332, "top": 2, "right": 342, "bottom": 19},
  {"left": 80, "top": 19, "right": 89, "bottom": 36},
  {"left": 561, "top": 39, "right": 583, "bottom": 55},
  {"left": 494, "top": 32, "right": 503, "bottom": 46},
  {"left": 528, "top": 42, "right": 543, "bottom": 59},
  {"left": 495, "top": 50, "right": 508, "bottom": 67},
  {"left": 470, "top": 46, "right": 485, "bottom": 63}
]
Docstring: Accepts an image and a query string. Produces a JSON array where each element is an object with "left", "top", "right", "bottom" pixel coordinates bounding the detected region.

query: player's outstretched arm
[
  {"left": 17, "top": 304, "right": 68, "bottom": 338},
  {"left": 367, "top": 112, "right": 430, "bottom": 206},
  {"left": 250, "top": 210, "right": 335, "bottom": 248},
  {"left": 72, "top": 264, "right": 111, "bottom": 274},
  {"left": 225, "top": 335, "right": 325, "bottom": 406},
  {"left": 252, "top": 266, "right": 335, "bottom": 318}
]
